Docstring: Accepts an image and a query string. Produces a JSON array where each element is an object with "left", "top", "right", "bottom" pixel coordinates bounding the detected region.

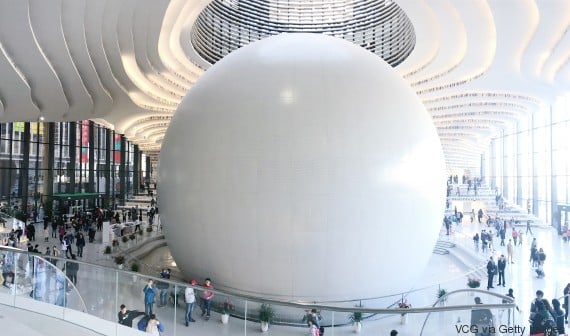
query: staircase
[
  {"left": 446, "top": 183, "right": 548, "bottom": 227},
  {"left": 433, "top": 240, "right": 455, "bottom": 255}
]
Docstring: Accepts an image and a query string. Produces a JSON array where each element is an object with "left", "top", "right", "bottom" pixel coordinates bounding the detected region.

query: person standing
[
  {"left": 497, "top": 255, "right": 506, "bottom": 287},
  {"left": 487, "top": 256, "right": 497, "bottom": 290},
  {"left": 156, "top": 268, "right": 170, "bottom": 308},
  {"left": 184, "top": 279, "right": 197, "bottom": 326},
  {"left": 512, "top": 228, "right": 518, "bottom": 246},
  {"left": 200, "top": 278, "right": 214, "bottom": 319},
  {"left": 506, "top": 239, "right": 514, "bottom": 264},
  {"left": 143, "top": 279, "right": 157, "bottom": 316},
  {"left": 65, "top": 255, "right": 79, "bottom": 286},
  {"left": 503, "top": 288, "right": 520, "bottom": 324},
  {"left": 526, "top": 219, "right": 533, "bottom": 235},
  {"left": 552, "top": 299, "right": 565, "bottom": 335},
  {"left": 55, "top": 271, "right": 67, "bottom": 307},
  {"left": 471, "top": 297, "right": 493, "bottom": 335},
  {"left": 76, "top": 233, "right": 85, "bottom": 258},
  {"left": 564, "top": 283, "right": 570, "bottom": 323},
  {"left": 50, "top": 245, "right": 60, "bottom": 267}
]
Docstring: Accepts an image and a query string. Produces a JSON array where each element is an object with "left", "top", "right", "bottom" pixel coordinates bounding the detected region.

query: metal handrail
[
  {"left": 420, "top": 288, "right": 516, "bottom": 336},
  {"left": 0, "top": 245, "right": 514, "bottom": 314},
  {"left": 0, "top": 246, "right": 88, "bottom": 313}
]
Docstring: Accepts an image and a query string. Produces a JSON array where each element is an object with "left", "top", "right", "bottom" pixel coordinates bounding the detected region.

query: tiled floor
[{"left": 1, "top": 217, "right": 568, "bottom": 335}]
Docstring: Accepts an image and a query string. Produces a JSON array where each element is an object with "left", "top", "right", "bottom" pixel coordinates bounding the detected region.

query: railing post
[
  {"left": 114, "top": 270, "right": 119, "bottom": 336},
  {"left": 331, "top": 311, "right": 335, "bottom": 336},
  {"left": 173, "top": 285, "right": 177, "bottom": 336},
  {"left": 244, "top": 300, "right": 248, "bottom": 336}
]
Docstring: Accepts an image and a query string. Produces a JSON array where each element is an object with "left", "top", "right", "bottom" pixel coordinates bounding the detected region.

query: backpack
[{"left": 137, "top": 315, "right": 149, "bottom": 331}]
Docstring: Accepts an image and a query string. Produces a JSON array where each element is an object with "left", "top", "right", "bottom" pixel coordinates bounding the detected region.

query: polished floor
[{"left": 1, "top": 217, "right": 568, "bottom": 335}]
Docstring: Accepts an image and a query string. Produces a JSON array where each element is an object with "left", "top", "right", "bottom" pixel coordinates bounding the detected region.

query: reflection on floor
[{"left": 1, "top": 219, "right": 569, "bottom": 335}]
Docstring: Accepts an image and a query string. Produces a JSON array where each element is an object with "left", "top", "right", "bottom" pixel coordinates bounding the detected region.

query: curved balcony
[
  {"left": 190, "top": 0, "right": 415, "bottom": 68},
  {"left": 0, "top": 245, "right": 517, "bottom": 336}
]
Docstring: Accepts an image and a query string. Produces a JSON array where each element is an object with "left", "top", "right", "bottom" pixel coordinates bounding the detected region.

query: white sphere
[{"left": 159, "top": 33, "right": 446, "bottom": 301}]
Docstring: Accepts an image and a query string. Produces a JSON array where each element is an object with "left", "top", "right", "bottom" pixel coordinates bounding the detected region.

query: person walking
[
  {"left": 526, "top": 219, "right": 533, "bottom": 235},
  {"left": 76, "top": 233, "right": 86, "bottom": 258},
  {"left": 507, "top": 239, "right": 514, "bottom": 264},
  {"left": 184, "top": 279, "right": 197, "bottom": 326}
]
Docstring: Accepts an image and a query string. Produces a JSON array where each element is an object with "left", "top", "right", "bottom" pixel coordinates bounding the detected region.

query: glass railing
[{"left": 0, "top": 246, "right": 518, "bottom": 335}]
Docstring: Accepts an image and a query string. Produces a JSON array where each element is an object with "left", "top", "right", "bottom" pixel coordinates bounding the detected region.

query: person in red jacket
[{"left": 200, "top": 278, "right": 214, "bottom": 319}]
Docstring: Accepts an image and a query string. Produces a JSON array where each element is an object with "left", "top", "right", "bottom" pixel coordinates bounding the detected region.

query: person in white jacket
[
  {"left": 184, "top": 279, "right": 197, "bottom": 326},
  {"left": 145, "top": 314, "right": 164, "bottom": 335},
  {"left": 308, "top": 319, "right": 319, "bottom": 336}
]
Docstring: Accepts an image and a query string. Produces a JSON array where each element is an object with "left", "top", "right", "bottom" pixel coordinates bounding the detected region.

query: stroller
[{"left": 536, "top": 265, "right": 545, "bottom": 278}]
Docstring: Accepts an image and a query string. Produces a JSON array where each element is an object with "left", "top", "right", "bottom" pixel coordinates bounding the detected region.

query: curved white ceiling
[{"left": 0, "top": 0, "right": 568, "bottom": 172}]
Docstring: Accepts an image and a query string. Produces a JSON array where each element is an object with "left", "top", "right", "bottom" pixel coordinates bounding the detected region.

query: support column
[
  {"left": 43, "top": 122, "right": 55, "bottom": 219},
  {"left": 68, "top": 122, "right": 77, "bottom": 194},
  {"left": 145, "top": 155, "right": 152, "bottom": 188},
  {"left": 502, "top": 129, "right": 508, "bottom": 199},
  {"left": 480, "top": 154, "right": 485, "bottom": 182},
  {"left": 489, "top": 141, "right": 496, "bottom": 190},
  {"left": 88, "top": 121, "right": 95, "bottom": 193},
  {"left": 516, "top": 121, "right": 522, "bottom": 205},
  {"left": 531, "top": 114, "right": 538, "bottom": 215},
  {"left": 133, "top": 145, "right": 140, "bottom": 195},
  {"left": 7, "top": 123, "right": 14, "bottom": 209},
  {"left": 20, "top": 122, "right": 31, "bottom": 217},
  {"left": 550, "top": 105, "right": 557, "bottom": 228},
  {"left": 119, "top": 135, "right": 127, "bottom": 205},
  {"left": 105, "top": 129, "right": 112, "bottom": 209}
]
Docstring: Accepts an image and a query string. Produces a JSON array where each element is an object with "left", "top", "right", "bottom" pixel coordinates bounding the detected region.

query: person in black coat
[
  {"left": 497, "top": 255, "right": 506, "bottom": 287},
  {"left": 118, "top": 304, "right": 145, "bottom": 327},
  {"left": 75, "top": 233, "right": 86, "bottom": 257},
  {"left": 65, "top": 254, "right": 79, "bottom": 286},
  {"left": 486, "top": 256, "right": 497, "bottom": 290},
  {"left": 552, "top": 299, "right": 565, "bottom": 335}
]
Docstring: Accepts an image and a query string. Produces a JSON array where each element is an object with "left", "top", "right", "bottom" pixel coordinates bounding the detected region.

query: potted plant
[
  {"left": 114, "top": 255, "right": 125, "bottom": 269},
  {"left": 130, "top": 262, "right": 140, "bottom": 281},
  {"left": 104, "top": 246, "right": 112, "bottom": 254},
  {"left": 349, "top": 311, "right": 363, "bottom": 333},
  {"left": 146, "top": 226, "right": 153, "bottom": 233},
  {"left": 121, "top": 235, "right": 129, "bottom": 243},
  {"left": 437, "top": 288, "right": 447, "bottom": 305},
  {"left": 258, "top": 303, "right": 275, "bottom": 332},
  {"left": 112, "top": 239, "right": 119, "bottom": 247},
  {"left": 221, "top": 298, "right": 234, "bottom": 324},
  {"left": 467, "top": 276, "right": 481, "bottom": 289}
]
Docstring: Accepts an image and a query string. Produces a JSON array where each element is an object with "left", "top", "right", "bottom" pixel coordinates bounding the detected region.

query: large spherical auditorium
[
  {"left": 159, "top": 33, "right": 446, "bottom": 300},
  {"left": 3, "top": 0, "right": 570, "bottom": 335}
]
